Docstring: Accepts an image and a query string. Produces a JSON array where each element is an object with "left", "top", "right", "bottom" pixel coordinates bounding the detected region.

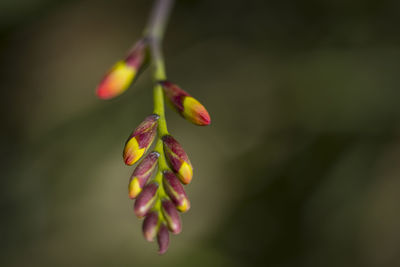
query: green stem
[
  {"left": 146, "top": 0, "right": 173, "bottom": 136},
  {"left": 144, "top": 0, "right": 174, "bottom": 212},
  {"left": 145, "top": 0, "right": 174, "bottom": 41}
]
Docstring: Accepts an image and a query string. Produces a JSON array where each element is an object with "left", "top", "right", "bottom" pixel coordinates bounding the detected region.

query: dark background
[{"left": 1, "top": 0, "right": 400, "bottom": 266}]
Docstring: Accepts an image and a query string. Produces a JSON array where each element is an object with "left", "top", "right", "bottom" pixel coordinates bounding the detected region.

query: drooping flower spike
[
  {"left": 96, "top": 39, "right": 148, "bottom": 100},
  {"left": 96, "top": 0, "right": 211, "bottom": 254}
]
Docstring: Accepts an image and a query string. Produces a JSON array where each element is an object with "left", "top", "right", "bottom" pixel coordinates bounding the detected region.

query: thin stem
[
  {"left": 145, "top": 0, "right": 174, "bottom": 214},
  {"left": 146, "top": 0, "right": 173, "bottom": 81},
  {"left": 146, "top": 0, "right": 173, "bottom": 134},
  {"left": 145, "top": 0, "right": 174, "bottom": 41},
  {"left": 151, "top": 42, "right": 167, "bottom": 81}
]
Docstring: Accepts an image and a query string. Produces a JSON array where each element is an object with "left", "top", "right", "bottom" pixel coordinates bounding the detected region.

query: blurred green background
[{"left": 1, "top": 0, "right": 400, "bottom": 266}]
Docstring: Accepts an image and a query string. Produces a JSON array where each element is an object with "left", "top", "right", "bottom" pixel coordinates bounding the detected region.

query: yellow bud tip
[
  {"left": 177, "top": 198, "right": 190, "bottom": 213},
  {"left": 182, "top": 97, "right": 211, "bottom": 126},
  {"left": 123, "top": 138, "right": 145, "bottom": 165},
  {"left": 96, "top": 61, "right": 136, "bottom": 100},
  {"left": 128, "top": 178, "right": 142, "bottom": 199},
  {"left": 178, "top": 161, "right": 193, "bottom": 184}
]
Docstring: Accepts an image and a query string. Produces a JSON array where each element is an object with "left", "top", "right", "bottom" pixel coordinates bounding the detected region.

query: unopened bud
[
  {"left": 161, "top": 200, "right": 181, "bottom": 234},
  {"left": 142, "top": 211, "right": 159, "bottom": 242},
  {"left": 160, "top": 81, "right": 211, "bottom": 126},
  {"left": 163, "top": 171, "right": 190, "bottom": 212},
  {"left": 128, "top": 151, "right": 159, "bottom": 199},
  {"left": 157, "top": 224, "right": 169, "bottom": 255},
  {"left": 134, "top": 183, "right": 158, "bottom": 218},
  {"left": 162, "top": 135, "right": 193, "bottom": 184},
  {"left": 123, "top": 114, "right": 159, "bottom": 165},
  {"left": 97, "top": 40, "right": 148, "bottom": 99}
]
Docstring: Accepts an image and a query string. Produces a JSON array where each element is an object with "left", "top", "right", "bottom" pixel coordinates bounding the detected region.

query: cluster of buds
[
  {"left": 95, "top": 0, "right": 210, "bottom": 254},
  {"left": 97, "top": 61, "right": 211, "bottom": 255},
  {"left": 120, "top": 111, "right": 202, "bottom": 253}
]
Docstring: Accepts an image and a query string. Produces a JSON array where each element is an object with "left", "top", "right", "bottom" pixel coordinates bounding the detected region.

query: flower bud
[
  {"left": 157, "top": 224, "right": 169, "bottom": 255},
  {"left": 134, "top": 183, "right": 158, "bottom": 218},
  {"left": 142, "top": 211, "right": 159, "bottom": 242},
  {"left": 123, "top": 114, "right": 159, "bottom": 165},
  {"left": 129, "top": 151, "right": 159, "bottom": 199},
  {"left": 161, "top": 200, "right": 182, "bottom": 234},
  {"left": 162, "top": 135, "right": 193, "bottom": 184},
  {"left": 160, "top": 81, "right": 211, "bottom": 126},
  {"left": 163, "top": 171, "right": 190, "bottom": 212},
  {"left": 96, "top": 40, "right": 147, "bottom": 99}
]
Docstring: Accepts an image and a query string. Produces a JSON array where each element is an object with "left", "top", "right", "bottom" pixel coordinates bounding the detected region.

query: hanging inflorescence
[{"left": 95, "top": 0, "right": 211, "bottom": 254}]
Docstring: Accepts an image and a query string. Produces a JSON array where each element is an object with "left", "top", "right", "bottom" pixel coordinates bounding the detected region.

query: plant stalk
[{"left": 145, "top": 0, "right": 175, "bottom": 201}]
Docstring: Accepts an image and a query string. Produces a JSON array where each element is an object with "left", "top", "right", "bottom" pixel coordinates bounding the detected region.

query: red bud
[
  {"left": 134, "top": 183, "right": 158, "bottom": 218},
  {"left": 157, "top": 224, "right": 169, "bottom": 254},
  {"left": 142, "top": 211, "right": 159, "bottom": 242},
  {"left": 163, "top": 171, "right": 190, "bottom": 212},
  {"left": 96, "top": 40, "right": 148, "bottom": 100},
  {"left": 161, "top": 200, "right": 181, "bottom": 234},
  {"left": 160, "top": 81, "right": 211, "bottom": 126},
  {"left": 162, "top": 135, "right": 193, "bottom": 184},
  {"left": 123, "top": 114, "right": 159, "bottom": 165},
  {"left": 128, "top": 151, "right": 159, "bottom": 199}
]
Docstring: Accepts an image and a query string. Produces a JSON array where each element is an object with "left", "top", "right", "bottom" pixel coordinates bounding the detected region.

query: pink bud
[
  {"left": 157, "top": 224, "right": 169, "bottom": 255},
  {"left": 163, "top": 171, "right": 190, "bottom": 212},
  {"left": 128, "top": 151, "right": 159, "bottom": 199},
  {"left": 96, "top": 40, "right": 148, "bottom": 100},
  {"left": 161, "top": 200, "right": 182, "bottom": 234},
  {"left": 160, "top": 81, "right": 211, "bottom": 126},
  {"left": 134, "top": 183, "right": 158, "bottom": 218},
  {"left": 162, "top": 135, "right": 193, "bottom": 184},
  {"left": 142, "top": 211, "right": 159, "bottom": 242},
  {"left": 123, "top": 114, "right": 159, "bottom": 166}
]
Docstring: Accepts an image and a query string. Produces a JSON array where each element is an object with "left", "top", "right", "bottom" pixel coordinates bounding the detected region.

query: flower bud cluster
[
  {"left": 96, "top": 1, "right": 211, "bottom": 254},
  {"left": 122, "top": 117, "right": 193, "bottom": 253},
  {"left": 118, "top": 95, "right": 208, "bottom": 253}
]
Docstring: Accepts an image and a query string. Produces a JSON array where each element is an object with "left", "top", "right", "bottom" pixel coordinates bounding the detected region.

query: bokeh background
[{"left": 1, "top": 0, "right": 400, "bottom": 266}]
